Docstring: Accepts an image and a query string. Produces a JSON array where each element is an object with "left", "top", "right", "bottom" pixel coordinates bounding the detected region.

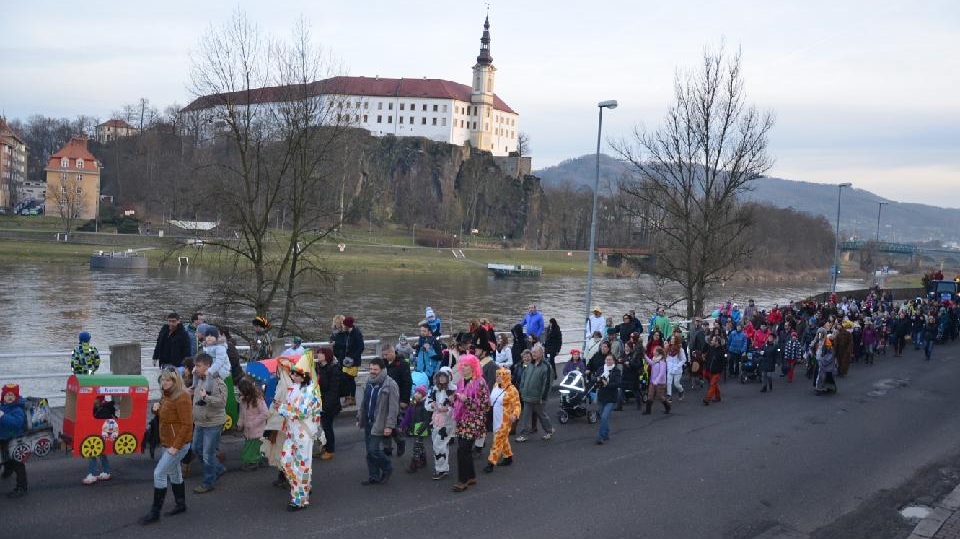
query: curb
[{"left": 908, "top": 483, "right": 960, "bottom": 539}]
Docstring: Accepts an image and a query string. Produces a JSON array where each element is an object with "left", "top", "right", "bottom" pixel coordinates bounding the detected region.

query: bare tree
[
  {"left": 188, "top": 11, "right": 347, "bottom": 337},
  {"left": 517, "top": 132, "right": 531, "bottom": 157},
  {"left": 48, "top": 182, "right": 84, "bottom": 234},
  {"left": 614, "top": 44, "right": 775, "bottom": 317}
]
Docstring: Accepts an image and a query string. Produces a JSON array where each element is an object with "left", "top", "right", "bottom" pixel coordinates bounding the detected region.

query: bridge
[{"left": 840, "top": 241, "right": 960, "bottom": 268}]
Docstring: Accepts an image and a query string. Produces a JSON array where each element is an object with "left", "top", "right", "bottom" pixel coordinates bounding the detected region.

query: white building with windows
[{"left": 182, "top": 16, "right": 519, "bottom": 156}]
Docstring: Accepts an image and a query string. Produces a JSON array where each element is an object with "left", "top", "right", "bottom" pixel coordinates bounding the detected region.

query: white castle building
[{"left": 182, "top": 17, "right": 519, "bottom": 156}]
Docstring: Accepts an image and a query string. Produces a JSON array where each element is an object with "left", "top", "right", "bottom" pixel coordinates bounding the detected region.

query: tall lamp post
[
  {"left": 875, "top": 201, "right": 889, "bottom": 242},
  {"left": 831, "top": 182, "right": 853, "bottom": 294},
  {"left": 585, "top": 99, "right": 618, "bottom": 346}
]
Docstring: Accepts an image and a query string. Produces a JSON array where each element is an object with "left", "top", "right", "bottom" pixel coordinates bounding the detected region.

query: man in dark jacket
[
  {"left": 358, "top": 358, "right": 399, "bottom": 486},
  {"left": 382, "top": 344, "right": 411, "bottom": 457},
  {"left": 152, "top": 312, "right": 192, "bottom": 369},
  {"left": 515, "top": 344, "right": 554, "bottom": 442}
]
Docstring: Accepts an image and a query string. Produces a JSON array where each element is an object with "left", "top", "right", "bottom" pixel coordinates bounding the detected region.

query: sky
[{"left": 1, "top": 0, "right": 958, "bottom": 207}]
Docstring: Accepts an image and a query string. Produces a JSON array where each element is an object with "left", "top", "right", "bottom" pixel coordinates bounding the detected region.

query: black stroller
[
  {"left": 556, "top": 370, "right": 598, "bottom": 424},
  {"left": 739, "top": 350, "right": 762, "bottom": 384}
]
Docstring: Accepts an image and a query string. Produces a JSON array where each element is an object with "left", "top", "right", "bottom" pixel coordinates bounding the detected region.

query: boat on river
[
  {"left": 90, "top": 250, "right": 148, "bottom": 269},
  {"left": 486, "top": 263, "right": 542, "bottom": 278}
]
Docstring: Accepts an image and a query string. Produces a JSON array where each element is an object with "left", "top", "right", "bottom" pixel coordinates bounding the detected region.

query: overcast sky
[{"left": 1, "top": 0, "right": 957, "bottom": 207}]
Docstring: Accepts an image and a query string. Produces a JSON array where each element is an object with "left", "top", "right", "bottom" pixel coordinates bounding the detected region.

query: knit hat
[
  {"left": 343, "top": 316, "right": 355, "bottom": 328},
  {"left": 79, "top": 331, "right": 91, "bottom": 343},
  {"left": 569, "top": 348, "right": 581, "bottom": 356},
  {"left": 425, "top": 307, "right": 435, "bottom": 319},
  {"left": 414, "top": 385, "right": 428, "bottom": 398},
  {"left": 292, "top": 336, "right": 302, "bottom": 345},
  {"left": 1, "top": 383, "right": 19, "bottom": 401},
  {"left": 202, "top": 325, "right": 220, "bottom": 339}
]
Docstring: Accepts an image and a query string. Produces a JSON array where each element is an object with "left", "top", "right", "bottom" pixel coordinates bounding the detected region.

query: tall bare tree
[
  {"left": 48, "top": 181, "right": 84, "bottom": 234},
  {"left": 188, "top": 11, "right": 347, "bottom": 337},
  {"left": 615, "top": 44, "right": 774, "bottom": 317}
]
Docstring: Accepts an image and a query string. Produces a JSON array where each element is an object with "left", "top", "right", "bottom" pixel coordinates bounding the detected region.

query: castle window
[
  {"left": 388, "top": 103, "right": 393, "bottom": 111},
  {"left": 378, "top": 102, "right": 383, "bottom": 110},
  {"left": 422, "top": 118, "right": 427, "bottom": 125},
  {"left": 432, "top": 118, "right": 437, "bottom": 126},
  {"left": 377, "top": 115, "right": 382, "bottom": 123},
  {"left": 364, "top": 102, "right": 369, "bottom": 109},
  {"left": 441, "top": 118, "right": 447, "bottom": 127},
  {"left": 442, "top": 105, "right": 448, "bottom": 113},
  {"left": 411, "top": 103, "right": 415, "bottom": 110},
  {"left": 433, "top": 104, "right": 438, "bottom": 112},
  {"left": 422, "top": 104, "right": 427, "bottom": 112},
  {"left": 363, "top": 115, "right": 368, "bottom": 123},
  {"left": 400, "top": 103, "right": 405, "bottom": 111},
  {"left": 399, "top": 117, "right": 404, "bottom": 124},
  {"left": 387, "top": 116, "right": 392, "bottom": 123},
  {"left": 355, "top": 115, "right": 360, "bottom": 122},
  {"left": 409, "top": 117, "right": 414, "bottom": 124}
]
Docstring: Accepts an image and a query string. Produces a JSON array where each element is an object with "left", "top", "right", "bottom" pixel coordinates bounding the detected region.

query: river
[{"left": 0, "top": 262, "right": 862, "bottom": 402}]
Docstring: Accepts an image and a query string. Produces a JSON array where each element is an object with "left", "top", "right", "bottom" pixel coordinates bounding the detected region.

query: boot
[
  {"left": 642, "top": 401, "right": 652, "bottom": 415},
  {"left": 7, "top": 463, "right": 27, "bottom": 498},
  {"left": 164, "top": 482, "right": 187, "bottom": 516},
  {"left": 663, "top": 400, "right": 671, "bottom": 414},
  {"left": 405, "top": 458, "right": 419, "bottom": 474},
  {"left": 139, "top": 487, "right": 167, "bottom": 525}
]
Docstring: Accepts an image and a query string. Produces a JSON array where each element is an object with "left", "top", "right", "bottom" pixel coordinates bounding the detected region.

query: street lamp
[
  {"left": 831, "top": 182, "right": 852, "bottom": 294},
  {"left": 585, "top": 99, "right": 618, "bottom": 346},
  {"left": 876, "top": 201, "right": 889, "bottom": 242}
]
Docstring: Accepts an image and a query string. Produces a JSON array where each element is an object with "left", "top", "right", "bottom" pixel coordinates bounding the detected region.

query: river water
[{"left": 0, "top": 262, "right": 861, "bottom": 403}]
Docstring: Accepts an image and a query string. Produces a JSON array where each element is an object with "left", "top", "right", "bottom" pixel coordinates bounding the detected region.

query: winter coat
[
  {"left": 0, "top": 399, "right": 26, "bottom": 440},
  {"left": 705, "top": 346, "right": 726, "bottom": 374},
  {"left": 758, "top": 342, "right": 778, "bottom": 372},
  {"left": 522, "top": 310, "right": 545, "bottom": 339},
  {"left": 358, "top": 370, "right": 399, "bottom": 433},
  {"left": 666, "top": 348, "right": 687, "bottom": 375},
  {"left": 71, "top": 343, "right": 101, "bottom": 375},
  {"left": 596, "top": 368, "right": 622, "bottom": 404},
  {"left": 192, "top": 373, "right": 228, "bottom": 428},
  {"left": 387, "top": 357, "right": 413, "bottom": 406},
  {"left": 238, "top": 397, "right": 268, "bottom": 440},
  {"left": 518, "top": 360, "right": 551, "bottom": 403},
  {"left": 861, "top": 327, "right": 878, "bottom": 346},
  {"left": 203, "top": 342, "right": 232, "bottom": 381},
  {"left": 544, "top": 326, "right": 562, "bottom": 357},
  {"left": 727, "top": 330, "right": 748, "bottom": 354},
  {"left": 157, "top": 390, "right": 193, "bottom": 450},
  {"left": 316, "top": 360, "right": 341, "bottom": 416},
  {"left": 645, "top": 356, "right": 667, "bottom": 385},
  {"left": 152, "top": 323, "right": 192, "bottom": 367}
]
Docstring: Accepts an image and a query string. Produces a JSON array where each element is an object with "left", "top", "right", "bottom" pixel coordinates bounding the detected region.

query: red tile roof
[
  {"left": 0, "top": 117, "right": 24, "bottom": 143},
  {"left": 99, "top": 118, "right": 136, "bottom": 129},
  {"left": 47, "top": 137, "right": 99, "bottom": 170},
  {"left": 182, "top": 76, "right": 516, "bottom": 114}
]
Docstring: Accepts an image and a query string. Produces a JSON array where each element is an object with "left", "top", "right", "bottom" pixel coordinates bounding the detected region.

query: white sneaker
[
  {"left": 97, "top": 472, "right": 112, "bottom": 481},
  {"left": 82, "top": 474, "right": 98, "bottom": 485},
  {"left": 542, "top": 429, "right": 555, "bottom": 440}
]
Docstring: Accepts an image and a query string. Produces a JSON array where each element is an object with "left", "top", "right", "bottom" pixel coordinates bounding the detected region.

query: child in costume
[
  {"left": 71, "top": 331, "right": 101, "bottom": 375},
  {"left": 401, "top": 385, "right": 430, "bottom": 473},
  {"left": 278, "top": 351, "right": 323, "bottom": 511},
  {"left": 83, "top": 395, "right": 114, "bottom": 484},
  {"left": 424, "top": 366, "right": 456, "bottom": 480},
  {"left": 483, "top": 367, "right": 520, "bottom": 473},
  {"left": 0, "top": 383, "right": 27, "bottom": 498}
]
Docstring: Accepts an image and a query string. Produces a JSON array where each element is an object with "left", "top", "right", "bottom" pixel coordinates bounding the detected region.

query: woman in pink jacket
[{"left": 643, "top": 346, "right": 671, "bottom": 415}]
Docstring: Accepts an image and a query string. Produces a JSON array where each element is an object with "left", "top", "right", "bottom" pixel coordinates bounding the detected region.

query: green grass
[{"left": 0, "top": 238, "right": 139, "bottom": 263}]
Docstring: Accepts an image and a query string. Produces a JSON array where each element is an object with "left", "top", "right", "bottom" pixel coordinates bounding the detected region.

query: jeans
[
  {"left": 153, "top": 444, "right": 191, "bottom": 488},
  {"left": 87, "top": 455, "right": 110, "bottom": 475},
  {"left": 914, "top": 331, "right": 923, "bottom": 349},
  {"left": 925, "top": 338, "right": 934, "bottom": 360},
  {"left": 321, "top": 413, "right": 336, "bottom": 453},
  {"left": 364, "top": 424, "right": 391, "bottom": 481},
  {"left": 597, "top": 402, "right": 615, "bottom": 441},
  {"left": 518, "top": 401, "right": 553, "bottom": 435},
  {"left": 193, "top": 425, "right": 225, "bottom": 488},
  {"left": 667, "top": 372, "right": 683, "bottom": 396},
  {"left": 728, "top": 353, "right": 742, "bottom": 376}
]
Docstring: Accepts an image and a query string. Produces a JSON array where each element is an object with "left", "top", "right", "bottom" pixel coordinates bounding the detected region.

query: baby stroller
[
  {"left": 556, "top": 371, "right": 598, "bottom": 424},
  {"left": 739, "top": 350, "right": 762, "bottom": 384}
]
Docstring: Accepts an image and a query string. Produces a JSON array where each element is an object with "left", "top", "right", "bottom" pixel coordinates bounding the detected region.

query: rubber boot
[
  {"left": 139, "top": 487, "right": 167, "bottom": 525},
  {"left": 642, "top": 401, "right": 652, "bottom": 415},
  {"left": 164, "top": 482, "right": 187, "bottom": 516},
  {"left": 663, "top": 400, "right": 671, "bottom": 414}
]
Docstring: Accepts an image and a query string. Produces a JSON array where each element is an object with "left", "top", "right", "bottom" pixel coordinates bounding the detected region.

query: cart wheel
[
  {"left": 80, "top": 435, "right": 105, "bottom": 458},
  {"left": 114, "top": 433, "right": 138, "bottom": 455},
  {"left": 587, "top": 411, "right": 599, "bottom": 424},
  {"left": 223, "top": 415, "right": 234, "bottom": 432},
  {"left": 33, "top": 437, "right": 52, "bottom": 458},
  {"left": 12, "top": 442, "right": 31, "bottom": 463},
  {"left": 557, "top": 409, "right": 569, "bottom": 424}
]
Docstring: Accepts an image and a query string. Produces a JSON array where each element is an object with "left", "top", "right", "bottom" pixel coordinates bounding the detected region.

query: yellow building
[{"left": 44, "top": 136, "right": 101, "bottom": 221}]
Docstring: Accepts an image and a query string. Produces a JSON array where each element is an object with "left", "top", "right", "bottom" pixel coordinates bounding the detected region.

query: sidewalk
[{"left": 910, "top": 483, "right": 960, "bottom": 539}]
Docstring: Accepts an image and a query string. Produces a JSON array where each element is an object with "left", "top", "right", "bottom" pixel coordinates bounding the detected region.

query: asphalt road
[{"left": 4, "top": 342, "right": 960, "bottom": 539}]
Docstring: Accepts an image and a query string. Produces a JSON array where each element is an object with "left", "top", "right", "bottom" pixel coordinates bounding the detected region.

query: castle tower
[{"left": 470, "top": 15, "right": 496, "bottom": 151}]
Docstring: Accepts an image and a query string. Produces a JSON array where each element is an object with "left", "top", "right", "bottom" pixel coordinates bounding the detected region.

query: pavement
[
  {"left": 909, "top": 484, "right": 960, "bottom": 539},
  {"left": 4, "top": 340, "right": 960, "bottom": 539}
]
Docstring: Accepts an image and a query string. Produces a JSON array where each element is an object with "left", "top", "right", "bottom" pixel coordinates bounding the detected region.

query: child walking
[
  {"left": 402, "top": 385, "right": 430, "bottom": 473},
  {"left": 643, "top": 347, "right": 671, "bottom": 415},
  {"left": 1, "top": 383, "right": 28, "bottom": 498},
  {"left": 237, "top": 378, "right": 268, "bottom": 471},
  {"left": 83, "top": 395, "right": 114, "bottom": 484},
  {"left": 424, "top": 367, "right": 456, "bottom": 480}
]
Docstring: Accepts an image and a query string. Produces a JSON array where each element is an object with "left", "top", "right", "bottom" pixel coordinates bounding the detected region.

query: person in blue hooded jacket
[
  {"left": 726, "top": 323, "right": 748, "bottom": 377},
  {"left": 0, "top": 383, "right": 28, "bottom": 498}
]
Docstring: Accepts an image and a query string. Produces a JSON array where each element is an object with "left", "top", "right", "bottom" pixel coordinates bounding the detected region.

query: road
[{"left": 4, "top": 342, "right": 960, "bottom": 539}]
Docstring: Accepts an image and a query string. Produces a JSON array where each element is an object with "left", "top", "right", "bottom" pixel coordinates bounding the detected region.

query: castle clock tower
[{"left": 470, "top": 15, "right": 496, "bottom": 151}]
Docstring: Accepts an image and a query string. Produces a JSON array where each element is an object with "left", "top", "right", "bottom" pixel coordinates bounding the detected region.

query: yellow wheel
[
  {"left": 80, "top": 435, "right": 104, "bottom": 458},
  {"left": 114, "top": 433, "right": 138, "bottom": 455},
  {"left": 223, "top": 415, "right": 233, "bottom": 432}
]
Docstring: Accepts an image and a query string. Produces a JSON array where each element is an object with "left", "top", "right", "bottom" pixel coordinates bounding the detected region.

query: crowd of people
[{"left": 1, "top": 288, "right": 958, "bottom": 518}]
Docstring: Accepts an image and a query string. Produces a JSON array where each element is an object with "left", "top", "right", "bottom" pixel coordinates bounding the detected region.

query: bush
[
  {"left": 76, "top": 220, "right": 97, "bottom": 232},
  {"left": 116, "top": 217, "right": 140, "bottom": 234},
  {"left": 414, "top": 228, "right": 459, "bottom": 248}
]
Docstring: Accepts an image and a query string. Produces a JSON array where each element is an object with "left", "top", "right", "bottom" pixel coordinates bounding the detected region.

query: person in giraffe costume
[{"left": 483, "top": 367, "right": 520, "bottom": 473}]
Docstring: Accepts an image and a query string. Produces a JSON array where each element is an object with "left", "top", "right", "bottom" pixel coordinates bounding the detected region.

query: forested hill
[{"left": 534, "top": 154, "right": 960, "bottom": 243}]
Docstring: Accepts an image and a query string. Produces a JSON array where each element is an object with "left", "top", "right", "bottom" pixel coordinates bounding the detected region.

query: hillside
[{"left": 535, "top": 154, "right": 960, "bottom": 243}]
